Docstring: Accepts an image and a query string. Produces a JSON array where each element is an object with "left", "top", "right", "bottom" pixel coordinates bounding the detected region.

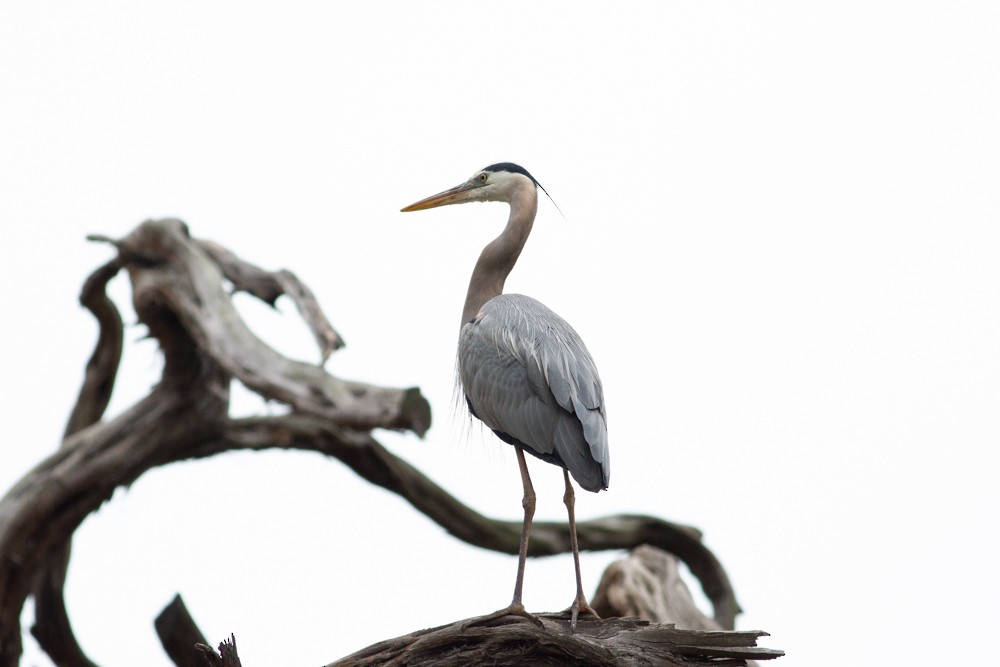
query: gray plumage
[
  {"left": 401, "top": 161, "right": 608, "bottom": 630},
  {"left": 459, "top": 293, "right": 609, "bottom": 492}
]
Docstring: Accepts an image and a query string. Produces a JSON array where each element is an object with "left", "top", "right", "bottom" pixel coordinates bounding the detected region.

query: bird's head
[{"left": 401, "top": 162, "right": 542, "bottom": 212}]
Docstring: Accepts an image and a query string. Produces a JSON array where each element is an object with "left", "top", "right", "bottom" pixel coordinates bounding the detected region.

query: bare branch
[
  {"left": 198, "top": 240, "right": 344, "bottom": 364},
  {"left": 274, "top": 268, "right": 344, "bottom": 364},
  {"left": 327, "top": 614, "right": 782, "bottom": 667},
  {"left": 202, "top": 415, "right": 741, "bottom": 629},
  {"left": 0, "top": 382, "right": 229, "bottom": 666},
  {"left": 155, "top": 595, "right": 211, "bottom": 667},
  {"left": 63, "top": 258, "right": 124, "bottom": 436},
  {"left": 0, "top": 219, "right": 766, "bottom": 667},
  {"left": 30, "top": 259, "right": 124, "bottom": 667},
  {"left": 196, "top": 239, "right": 285, "bottom": 305},
  {"left": 118, "top": 219, "right": 426, "bottom": 435},
  {"left": 1, "top": 220, "right": 430, "bottom": 667}
]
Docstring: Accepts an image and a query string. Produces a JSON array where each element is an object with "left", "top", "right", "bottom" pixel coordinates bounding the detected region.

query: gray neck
[{"left": 461, "top": 185, "right": 538, "bottom": 326}]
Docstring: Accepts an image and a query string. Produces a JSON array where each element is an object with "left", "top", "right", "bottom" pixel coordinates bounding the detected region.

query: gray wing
[{"left": 458, "top": 294, "right": 609, "bottom": 492}]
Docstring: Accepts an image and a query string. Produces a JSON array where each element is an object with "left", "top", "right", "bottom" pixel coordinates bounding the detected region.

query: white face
[
  {"left": 463, "top": 169, "right": 534, "bottom": 204},
  {"left": 401, "top": 167, "right": 537, "bottom": 212}
]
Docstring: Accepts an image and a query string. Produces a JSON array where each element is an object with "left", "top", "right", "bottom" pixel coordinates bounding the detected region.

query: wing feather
[{"left": 458, "top": 294, "right": 609, "bottom": 492}]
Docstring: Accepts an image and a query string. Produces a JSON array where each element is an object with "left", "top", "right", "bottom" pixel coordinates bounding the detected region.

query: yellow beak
[{"left": 400, "top": 181, "right": 479, "bottom": 212}]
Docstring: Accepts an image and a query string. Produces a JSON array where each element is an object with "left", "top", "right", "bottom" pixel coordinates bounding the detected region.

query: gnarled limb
[
  {"left": 30, "top": 259, "right": 123, "bottom": 667},
  {"left": 0, "top": 220, "right": 431, "bottom": 667},
  {"left": 0, "top": 219, "right": 761, "bottom": 667},
  {"left": 0, "top": 340, "right": 229, "bottom": 667},
  {"left": 211, "top": 414, "right": 741, "bottom": 630},
  {"left": 102, "top": 219, "right": 428, "bottom": 435},
  {"left": 197, "top": 239, "right": 344, "bottom": 364}
]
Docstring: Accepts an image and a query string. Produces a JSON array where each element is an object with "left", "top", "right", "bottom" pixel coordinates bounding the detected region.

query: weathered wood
[
  {"left": 155, "top": 595, "right": 211, "bottom": 667},
  {"left": 195, "top": 634, "right": 241, "bottom": 667},
  {"left": 105, "top": 220, "right": 428, "bottom": 435},
  {"left": 211, "top": 414, "right": 741, "bottom": 629},
  {"left": 61, "top": 258, "right": 125, "bottom": 436},
  {"left": 156, "top": 601, "right": 243, "bottom": 667},
  {"left": 197, "top": 239, "right": 344, "bottom": 364},
  {"left": 0, "top": 334, "right": 229, "bottom": 667},
  {"left": 0, "top": 219, "right": 766, "bottom": 666},
  {"left": 328, "top": 614, "right": 782, "bottom": 667},
  {"left": 29, "top": 260, "right": 123, "bottom": 667},
  {"left": 593, "top": 545, "right": 722, "bottom": 631},
  {"left": 0, "top": 220, "right": 431, "bottom": 667}
]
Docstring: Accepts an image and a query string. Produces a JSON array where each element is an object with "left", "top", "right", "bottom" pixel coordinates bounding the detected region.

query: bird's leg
[
  {"left": 461, "top": 446, "right": 543, "bottom": 630},
  {"left": 563, "top": 468, "right": 600, "bottom": 632},
  {"left": 509, "top": 446, "right": 537, "bottom": 612}
]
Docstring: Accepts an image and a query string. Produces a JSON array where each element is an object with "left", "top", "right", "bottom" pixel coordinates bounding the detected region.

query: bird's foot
[
  {"left": 565, "top": 593, "right": 601, "bottom": 633},
  {"left": 461, "top": 602, "right": 544, "bottom": 632}
]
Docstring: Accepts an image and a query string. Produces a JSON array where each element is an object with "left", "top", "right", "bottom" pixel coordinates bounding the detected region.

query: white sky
[{"left": 2, "top": 2, "right": 998, "bottom": 665}]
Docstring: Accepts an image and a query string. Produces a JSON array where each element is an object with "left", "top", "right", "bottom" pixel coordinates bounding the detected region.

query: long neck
[{"left": 461, "top": 184, "right": 538, "bottom": 326}]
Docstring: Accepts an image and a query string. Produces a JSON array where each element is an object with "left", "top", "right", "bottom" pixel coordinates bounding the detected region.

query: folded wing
[{"left": 459, "top": 294, "right": 610, "bottom": 492}]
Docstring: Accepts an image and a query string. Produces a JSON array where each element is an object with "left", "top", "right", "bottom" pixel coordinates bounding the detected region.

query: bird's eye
[{"left": 478, "top": 173, "right": 488, "bottom": 183}]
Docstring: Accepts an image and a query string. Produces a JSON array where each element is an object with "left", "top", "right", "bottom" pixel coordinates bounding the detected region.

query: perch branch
[
  {"left": 327, "top": 614, "right": 782, "bottom": 667},
  {"left": 202, "top": 414, "right": 741, "bottom": 629},
  {"left": 0, "top": 219, "right": 759, "bottom": 667}
]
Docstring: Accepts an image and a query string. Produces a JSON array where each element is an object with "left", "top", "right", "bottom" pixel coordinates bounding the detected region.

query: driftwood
[{"left": 0, "top": 219, "right": 778, "bottom": 666}]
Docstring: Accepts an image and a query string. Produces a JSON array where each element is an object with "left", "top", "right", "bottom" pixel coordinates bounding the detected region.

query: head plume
[{"left": 483, "top": 162, "right": 564, "bottom": 218}]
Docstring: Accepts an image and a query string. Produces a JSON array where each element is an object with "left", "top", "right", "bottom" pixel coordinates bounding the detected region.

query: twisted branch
[
  {"left": 212, "top": 415, "right": 740, "bottom": 628},
  {"left": 30, "top": 258, "right": 124, "bottom": 667},
  {"left": 0, "top": 219, "right": 758, "bottom": 667}
]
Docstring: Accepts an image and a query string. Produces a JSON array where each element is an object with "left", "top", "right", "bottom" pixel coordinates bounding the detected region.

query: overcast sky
[{"left": 2, "top": 3, "right": 998, "bottom": 666}]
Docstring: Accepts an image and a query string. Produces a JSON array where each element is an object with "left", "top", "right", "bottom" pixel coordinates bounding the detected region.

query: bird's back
[{"left": 458, "top": 294, "right": 610, "bottom": 492}]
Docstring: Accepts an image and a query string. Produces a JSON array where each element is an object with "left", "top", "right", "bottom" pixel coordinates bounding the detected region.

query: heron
[{"left": 401, "top": 162, "right": 610, "bottom": 631}]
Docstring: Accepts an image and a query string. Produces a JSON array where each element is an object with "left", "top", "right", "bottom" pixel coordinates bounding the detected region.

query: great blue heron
[{"left": 401, "top": 162, "right": 610, "bottom": 631}]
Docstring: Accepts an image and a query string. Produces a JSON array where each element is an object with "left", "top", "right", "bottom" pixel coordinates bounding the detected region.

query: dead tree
[{"left": 0, "top": 219, "right": 781, "bottom": 666}]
